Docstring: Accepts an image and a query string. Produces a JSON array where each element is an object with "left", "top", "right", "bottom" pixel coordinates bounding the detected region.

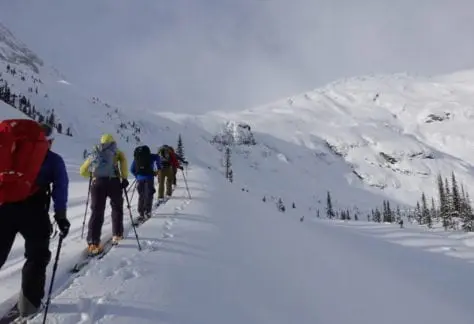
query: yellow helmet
[{"left": 100, "top": 134, "right": 115, "bottom": 144}]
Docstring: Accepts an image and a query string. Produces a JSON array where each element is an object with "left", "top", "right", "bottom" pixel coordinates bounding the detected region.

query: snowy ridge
[
  {"left": 169, "top": 70, "right": 474, "bottom": 208},
  {"left": 0, "top": 22, "right": 43, "bottom": 73}
]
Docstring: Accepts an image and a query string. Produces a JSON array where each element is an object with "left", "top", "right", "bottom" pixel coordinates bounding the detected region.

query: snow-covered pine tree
[
  {"left": 437, "top": 173, "right": 448, "bottom": 230},
  {"left": 340, "top": 210, "right": 346, "bottom": 220},
  {"left": 228, "top": 169, "right": 233, "bottom": 183},
  {"left": 415, "top": 201, "right": 422, "bottom": 224},
  {"left": 177, "top": 134, "right": 185, "bottom": 160},
  {"left": 224, "top": 147, "right": 232, "bottom": 179},
  {"left": 451, "top": 172, "right": 461, "bottom": 216},
  {"left": 383, "top": 200, "right": 388, "bottom": 222},
  {"left": 461, "top": 188, "right": 474, "bottom": 231},
  {"left": 326, "top": 191, "right": 335, "bottom": 219},
  {"left": 430, "top": 197, "right": 437, "bottom": 222},
  {"left": 445, "top": 177, "right": 455, "bottom": 229},
  {"left": 386, "top": 200, "right": 393, "bottom": 222},
  {"left": 374, "top": 208, "right": 382, "bottom": 223},
  {"left": 421, "top": 192, "right": 431, "bottom": 228}
]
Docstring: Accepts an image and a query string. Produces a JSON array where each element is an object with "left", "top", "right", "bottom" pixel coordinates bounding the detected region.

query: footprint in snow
[
  {"left": 141, "top": 239, "right": 161, "bottom": 251},
  {"left": 163, "top": 232, "right": 174, "bottom": 239},
  {"left": 99, "top": 267, "right": 115, "bottom": 278},
  {"left": 118, "top": 258, "right": 133, "bottom": 267},
  {"left": 117, "top": 268, "right": 136, "bottom": 281}
]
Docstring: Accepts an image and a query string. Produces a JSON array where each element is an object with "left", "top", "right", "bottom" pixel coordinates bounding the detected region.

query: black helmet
[{"left": 39, "top": 123, "right": 56, "bottom": 141}]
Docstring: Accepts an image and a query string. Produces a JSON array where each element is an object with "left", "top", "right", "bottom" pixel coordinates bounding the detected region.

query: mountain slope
[{"left": 163, "top": 71, "right": 474, "bottom": 209}]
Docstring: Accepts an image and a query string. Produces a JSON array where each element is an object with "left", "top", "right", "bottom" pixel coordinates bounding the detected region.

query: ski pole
[
  {"left": 81, "top": 176, "right": 92, "bottom": 239},
  {"left": 130, "top": 180, "right": 138, "bottom": 202},
  {"left": 42, "top": 233, "right": 64, "bottom": 324},
  {"left": 127, "top": 179, "right": 137, "bottom": 195},
  {"left": 181, "top": 169, "right": 191, "bottom": 199},
  {"left": 123, "top": 188, "right": 142, "bottom": 251}
]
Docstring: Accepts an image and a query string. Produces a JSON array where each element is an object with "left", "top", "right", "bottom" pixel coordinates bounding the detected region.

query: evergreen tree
[
  {"left": 461, "top": 188, "right": 474, "bottom": 231},
  {"left": 262, "top": 196, "right": 266, "bottom": 202},
  {"left": 292, "top": 202, "right": 296, "bottom": 209},
  {"left": 228, "top": 169, "right": 233, "bottom": 183},
  {"left": 386, "top": 200, "right": 392, "bottom": 222},
  {"left": 430, "top": 197, "right": 437, "bottom": 222},
  {"left": 317, "top": 209, "right": 320, "bottom": 218},
  {"left": 437, "top": 173, "right": 448, "bottom": 229},
  {"left": 415, "top": 201, "right": 422, "bottom": 224},
  {"left": 443, "top": 177, "right": 452, "bottom": 230},
  {"left": 48, "top": 110, "right": 56, "bottom": 127},
  {"left": 396, "top": 205, "right": 402, "bottom": 223},
  {"left": 340, "top": 210, "right": 346, "bottom": 220},
  {"left": 224, "top": 147, "right": 232, "bottom": 179},
  {"left": 176, "top": 134, "right": 185, "bottom": 160},
  {"left": 383, "top": 200, "right": 388, "bottom": 222},
  {"left": 326, "top": 191, "right": 335, "bottom": 219},
  {"left": 451, "top": 172, "right": 461, "bottom": 215},
  {"left": 421, "top": 192, "right": 431, "bottom": 228},
  {"left": 374, "top": 208, "right": 382, "bottom": 223}
]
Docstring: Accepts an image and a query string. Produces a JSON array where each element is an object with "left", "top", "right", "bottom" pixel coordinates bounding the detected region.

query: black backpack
[{"left": 134, "top": 145, "right": 153, "bottom": 176}]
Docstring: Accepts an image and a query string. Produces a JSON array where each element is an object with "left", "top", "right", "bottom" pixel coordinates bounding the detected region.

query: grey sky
[{"left": 1, "top": 0, "right": 474, "bottom": 113}]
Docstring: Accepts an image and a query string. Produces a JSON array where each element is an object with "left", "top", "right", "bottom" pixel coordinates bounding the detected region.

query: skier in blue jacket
[
  {"left": 0, "top": 123, "right": 70, "bottom": 318},
  {"left": 130, "top": 145, "right": 161, "bottom": 221}
]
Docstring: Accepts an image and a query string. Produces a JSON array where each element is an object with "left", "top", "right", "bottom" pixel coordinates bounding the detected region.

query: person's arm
[
  {"left": 79, "top": 157, "right": 92, "bottom": 178},
  {"left": 130, "top": 160, "right": 137, "bottom": 177},
  {"left": 51, "top": 153, "right": 69, "bottom": 213},
  {"left": 117, "top": 150, "right": 129, "bottom": 179}
]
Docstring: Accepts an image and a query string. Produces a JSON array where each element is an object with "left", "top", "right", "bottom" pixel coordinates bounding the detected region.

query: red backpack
[{"left": 0, "top": 119, "right": 49, "bottom": 203}]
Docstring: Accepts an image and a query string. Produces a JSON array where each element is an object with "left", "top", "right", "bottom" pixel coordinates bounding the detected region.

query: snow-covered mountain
[
  {"left": 162, "top": 71, "right": 474, "bottom": 210},
  {"left": 3, "top": 20, "right": 474, "bottom": 214}
]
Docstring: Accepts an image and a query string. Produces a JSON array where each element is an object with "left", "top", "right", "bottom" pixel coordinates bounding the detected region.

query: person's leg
[
  {"left": 87, "top": 178, "right": 107, "bottom": 246},
  {"left": 109, "top": 178, "right": 124, "bottom": 238},
  {"left": 18, "top": 193, "right": 52, "bottom": 316}
]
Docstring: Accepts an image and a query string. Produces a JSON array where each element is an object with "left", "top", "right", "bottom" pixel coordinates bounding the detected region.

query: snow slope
[
  {"left": 162, "top": 71, "right": 474, "bottom": 210},
  {"left": 26, "top": 164, "right": 474, "bottom": 324}
]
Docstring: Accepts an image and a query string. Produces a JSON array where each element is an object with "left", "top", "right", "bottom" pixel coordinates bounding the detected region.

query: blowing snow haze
[{"left": 1, "top": 0, "right": 474, "bottom": 113}]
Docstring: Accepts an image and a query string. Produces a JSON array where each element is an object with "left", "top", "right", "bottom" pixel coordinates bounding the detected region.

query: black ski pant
[
  {"left": 172, "top": 167, "right": 177, "bottom": 185},
  {"left": 87, "top": 177, "right": 124, "bottom": 245},
  {"left": 0, "top": 191, "right": 52, "bottom": 309},
  {"left": 137, "top": 177, "right": 155, "bottom": 216}
]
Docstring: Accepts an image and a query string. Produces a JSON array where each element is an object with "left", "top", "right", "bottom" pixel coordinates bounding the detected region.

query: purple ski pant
[{"left": 87, "top": 177, "right": 124, "bottom": 245}]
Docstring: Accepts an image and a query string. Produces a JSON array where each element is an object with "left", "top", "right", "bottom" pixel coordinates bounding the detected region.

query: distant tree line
[{"left": 1, "top": 65, "right": 72, "bottom": 136}]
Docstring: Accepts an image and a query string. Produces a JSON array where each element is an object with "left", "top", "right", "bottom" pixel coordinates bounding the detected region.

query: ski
[
  {"left": 70, "top": 238, "right": 116, "bottom": 273},
  {"left": 71, "top": 197, "right": 169, "bottom": 273},
  {"left": 133, "top": 197, "right": 169, "bottom": 226},
  {"left": 0, "top": 303, "right": 55, "bottom": 324}
]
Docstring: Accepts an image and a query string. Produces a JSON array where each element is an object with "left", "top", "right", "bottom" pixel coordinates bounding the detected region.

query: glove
[
  {"left": 54, "top": 210, "right": 70, "bottom": 238},
  {"left": 154, "top": 170, "right": 160, "bottom": 176},
  {"left": 121, "top": 178, "right": 129, "bottom": 189}
]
